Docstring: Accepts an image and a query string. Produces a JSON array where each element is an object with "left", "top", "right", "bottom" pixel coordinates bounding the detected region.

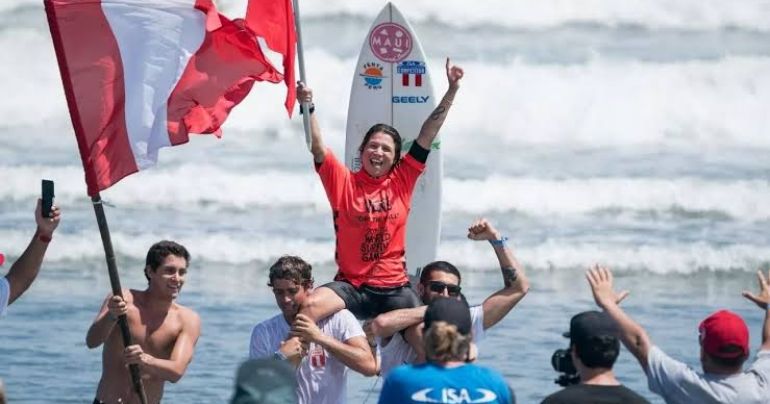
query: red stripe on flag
[
  {"left": 415, "top": 74, "right": 422, "bottom": 87},
  {"left": 44, "top": 0, "right": 135, "bottom": 197},
  {"left": 166, "top": 15, "right": 282, "bottom": 143},
  {"left": 245, "top": 0, "right": 297, "bottom": 116},
  {"left": 402, "top": 74, "right": 409, "bottom": 86}
]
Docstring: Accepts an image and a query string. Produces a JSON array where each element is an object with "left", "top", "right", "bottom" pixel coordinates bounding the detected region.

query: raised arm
[
  {"left": 415, "top": 58, "right": 463, "bottom": 150},
  {"left": 297, "top": 82, "right": 325, "bottom": 163},
  {"left": 742, "top": 269, "right": 770, "bottom": 352},
  {"left": 292, "top": 314, "right": 377, "bottom": 376},
  {"left": 123, "top": 309, "right": 201, "bottom": 383},
  {"left": 370, "top": 305, "right": 427, "bottom": 338},
  {"left": 5, "top": 199, "right": 60, "bottom": 304},
  {"left": 468, "top": 219, "right": 530, "bottom": 330},
  {"left": 587, "top": 265, "right": 651, "bottom": 369}
]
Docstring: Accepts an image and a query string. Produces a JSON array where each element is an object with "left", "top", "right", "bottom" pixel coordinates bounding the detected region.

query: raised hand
[
  {"left": 296, "top": 81, "right": 313, "bottom": 104},
  {"left": 467, "top": 218, "right": 501, "bottom": 241},
  {"left": 35, "top": 198, "right": 61, "bottom": 237},
  {"left": 586, "top": 265, "right": 630, "bottom": 309},
  {"left": 445, "top": 58, "right": 464, "bottom": 90},
  {"left": 742, "top": 269, "right": 770, "bottom": 309}
]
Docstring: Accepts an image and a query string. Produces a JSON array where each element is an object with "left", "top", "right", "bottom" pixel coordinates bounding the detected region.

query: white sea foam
[
  {"left": 2, "top": 164, "right": 769, "bottom": 221},
  {"left": 4, "top": 30, "right": 769, "bottom": 151},
  {"left": 207, "top": 0, "right": 770, "bottom": 32},
  {"left": 0, "top": 229, "right": 764, "bottom": 274},
  {"left": 6, "top": 0, "right": 770, "bottom": 31}
]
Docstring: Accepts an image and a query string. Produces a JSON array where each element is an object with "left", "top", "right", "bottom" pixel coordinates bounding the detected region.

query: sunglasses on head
[{"left": 427, "top": 281, "right": 462, "bottom": 296}]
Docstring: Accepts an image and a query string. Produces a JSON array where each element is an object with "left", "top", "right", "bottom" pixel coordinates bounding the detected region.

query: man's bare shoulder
[{"left": 172, "top": 302, "right": 201, "bottom": 327}]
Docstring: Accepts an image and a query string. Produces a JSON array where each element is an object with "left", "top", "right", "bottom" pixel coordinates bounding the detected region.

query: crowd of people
[{"left": 1, "top": 60, "right": 769, "bottom": 404}]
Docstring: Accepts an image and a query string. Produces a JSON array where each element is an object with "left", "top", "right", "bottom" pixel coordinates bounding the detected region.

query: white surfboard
[{"left": 346, "top": 2, "right": 441, "bottom": 275}]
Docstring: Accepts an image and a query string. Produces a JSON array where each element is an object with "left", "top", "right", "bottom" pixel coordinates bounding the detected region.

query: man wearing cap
[
  {"left": 541, "top": 311, "right": 649, "bottom": 403},
  {"left": 586, "top": 265, "right": 770, "bottom": 404},
  {"left": 0, "top": 199, "right": 61, "bottom": 317},
  {"left": 371, "top": 218, "right": 530, "bottom": 376}
]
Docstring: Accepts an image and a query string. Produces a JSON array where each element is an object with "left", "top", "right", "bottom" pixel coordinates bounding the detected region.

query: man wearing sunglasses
[
  {"left": 371, "top": 218, "right": 531, "bottom": 376},
  {"left": 249, "top": 256, "right": 377, "bottom": 404}
]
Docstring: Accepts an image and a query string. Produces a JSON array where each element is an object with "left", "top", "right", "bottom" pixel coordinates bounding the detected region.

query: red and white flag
[{"left": 45, "top": 0, "right": 282, "bottom": 196}]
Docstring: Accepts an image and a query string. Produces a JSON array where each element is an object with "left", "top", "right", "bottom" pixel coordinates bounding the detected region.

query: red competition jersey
[{"left": 317, "top": 149, "right": 425, "bottom": 288}]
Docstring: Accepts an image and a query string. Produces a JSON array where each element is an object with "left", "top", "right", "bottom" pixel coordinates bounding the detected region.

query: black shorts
[{"left": 322, "top": 280, "right": 421, "bottom": 320}]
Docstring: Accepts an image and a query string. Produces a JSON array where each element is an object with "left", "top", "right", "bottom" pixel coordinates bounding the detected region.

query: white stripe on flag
[{"left": 102, "top": 0, "right": 205, "bottom": 169}]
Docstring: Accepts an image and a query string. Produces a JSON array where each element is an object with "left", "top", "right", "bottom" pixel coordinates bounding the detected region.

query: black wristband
[{"left": 299, "top": 103, "right": 315, "bottom": 115}]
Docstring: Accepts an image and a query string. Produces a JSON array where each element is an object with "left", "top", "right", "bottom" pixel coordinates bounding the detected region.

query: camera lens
[{"left": 551, "top": 348, "right": 576, "bottom": 374}]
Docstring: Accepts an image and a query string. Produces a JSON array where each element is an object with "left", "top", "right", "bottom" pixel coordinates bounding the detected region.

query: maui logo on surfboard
[
  {"left": 397, "top": 61, "right": 426, "bottom": 87},
  {"left": 360, "top": 62, "right": 387, "bottom": 90},
  {"left": 369, "top": 22, "right": 412, "bottom": 63}
]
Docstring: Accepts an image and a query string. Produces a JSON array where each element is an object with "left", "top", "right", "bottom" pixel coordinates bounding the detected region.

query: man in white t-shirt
[
  {"left": 586, "top": 265, "right": 770, "bottom": 404},
  {"left": 249, "top": 256, "right": 377, "bottom": 404},
  {"left": 1, "top": 199, "right": 61, "bottom": 317},
  {"left": 370, "top": 218, "right": 531, "bottom": 376}
]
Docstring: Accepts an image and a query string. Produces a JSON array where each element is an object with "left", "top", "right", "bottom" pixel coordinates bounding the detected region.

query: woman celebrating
[
  {"left": 297, "top": 59, "right": 463, "bottom": 321},
  {"left": 377, "top": 298, "right": 515, "bottom": 403}
]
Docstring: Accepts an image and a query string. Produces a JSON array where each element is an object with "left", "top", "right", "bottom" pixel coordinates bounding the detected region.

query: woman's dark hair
[{"left": 358, "top": 123, "right": 403, "bottom": 163}]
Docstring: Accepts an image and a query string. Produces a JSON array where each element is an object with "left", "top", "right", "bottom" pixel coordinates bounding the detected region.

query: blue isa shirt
[{"left": 378, "top": 362, "right": 514, "bottom": 404}]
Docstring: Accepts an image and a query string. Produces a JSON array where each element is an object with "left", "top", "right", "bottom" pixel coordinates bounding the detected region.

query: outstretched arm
[
  {"left": 124, "top": 310, "right": 201, "bottom": 383},
  {"left": 468, "top": 219, "right": 530, "bottom": 330},
  {"left": 742, "top": 269, "right": 770, "bottom": 352},
  {"left": 415, "top": 58, "right": 463, "bottom": 150},
  {"left": 6, "top": 199, "right": 60, "bottom": 304},
  {"left": 292, "top": 314, "right": 377, "bottom": 376},
  {"left": 297, "top": 82, "right": 326, "bottom": 163},
  {"left": 586, "top": 265, "right": 650, "bottom": 369}
]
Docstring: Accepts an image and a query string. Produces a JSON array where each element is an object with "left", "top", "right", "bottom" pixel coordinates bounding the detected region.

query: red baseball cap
[{"left": 699, "top": 310, "right": 749, "bottom": 359}]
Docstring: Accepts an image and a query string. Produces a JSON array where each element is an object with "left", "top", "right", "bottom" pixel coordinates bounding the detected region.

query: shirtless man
[{"left": 86, "top": 241, "right": 201, "bottom": 404}]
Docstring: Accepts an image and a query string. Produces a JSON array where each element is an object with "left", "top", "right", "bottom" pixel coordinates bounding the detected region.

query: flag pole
[
  {"left": 292, "top": 0, "right": 312, "bottom": 151},
  {"left": 92, "top": 195, "right": 148, "bottom": 404}
]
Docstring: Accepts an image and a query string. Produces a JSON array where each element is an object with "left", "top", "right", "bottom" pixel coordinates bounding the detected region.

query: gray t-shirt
[
  {"left": 378, "top": 305, "right": 485, "bottom": 377},
  {"left": 646, "top": 345, "right": 770, "bottom": 404}
]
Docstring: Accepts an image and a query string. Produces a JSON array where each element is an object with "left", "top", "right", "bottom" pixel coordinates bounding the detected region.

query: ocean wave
[
  {"left": 1, "top": 164, "right": 769, "bottom": 221},
  {"left": 3, "top": 34, "right": 769, "bottom": 151},
  {"left": 0, "top": 228, "right": 765, "bottom": 274},
  {"left": 218, "top": 0, "right": 770, "bottom": 32}
]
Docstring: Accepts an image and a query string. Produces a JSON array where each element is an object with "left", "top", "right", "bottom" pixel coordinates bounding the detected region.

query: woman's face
[{"left": 360, "top": 131, "right": 396, "bottom": 178}]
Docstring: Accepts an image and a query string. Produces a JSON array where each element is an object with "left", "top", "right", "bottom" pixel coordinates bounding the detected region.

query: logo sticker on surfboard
[
  {"left": 397, "top": 60, "right": 425, "bottom": 87},
  {"left": 360, "top": 62, "right": 387, "bottom": 90},
  {"left": 369, "top": 23, "right": 412, "bottom": 63}
]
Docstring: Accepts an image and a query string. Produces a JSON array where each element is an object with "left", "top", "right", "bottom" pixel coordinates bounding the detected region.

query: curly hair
[{"left": 268, "top": 256, "right": 313, "bottom": 287}]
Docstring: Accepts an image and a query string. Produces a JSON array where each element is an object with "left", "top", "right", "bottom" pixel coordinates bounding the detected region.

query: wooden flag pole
[{"left": 91, "top": 195, "right": 148, "bottom": 404}]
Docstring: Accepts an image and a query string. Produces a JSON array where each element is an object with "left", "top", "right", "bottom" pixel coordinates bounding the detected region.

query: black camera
[{"left": 551, "top": 348, "right": 580, "bottom": 387}]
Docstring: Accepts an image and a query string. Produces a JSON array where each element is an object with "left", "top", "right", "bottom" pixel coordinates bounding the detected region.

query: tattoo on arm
[
  {"left": 501, "top": 266, "right": 518, "bottom": 287},
  {"left": 430, "top": 106, "right": 447, "bottom": 121}
]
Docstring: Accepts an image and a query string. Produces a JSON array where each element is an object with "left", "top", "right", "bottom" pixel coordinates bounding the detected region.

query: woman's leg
[{"left": 298, "top": 285, "right": 348, "bottom": 322}]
